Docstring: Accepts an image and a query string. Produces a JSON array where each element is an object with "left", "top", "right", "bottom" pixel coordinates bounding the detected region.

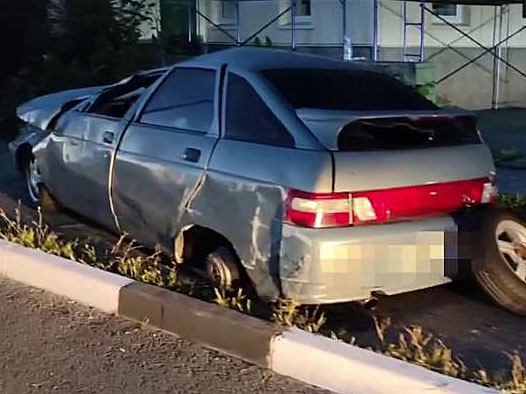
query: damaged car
[
  {"left": 12, "top": 48, "right": 503, "bottom": 308},
  {"left": 10, "top": 67, "right": 168, "bottom": 203}
]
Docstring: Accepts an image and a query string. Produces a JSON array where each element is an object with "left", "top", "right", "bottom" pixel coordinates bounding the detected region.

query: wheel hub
[
  {"left": 496, "top": 220, "right": 526, "bottom": 283},
  {"left": 207, "top": 258, "right": 233, "bottom": 289},
  {"left": 516, "top": 243, "right": 526, "bottom": 261},
  {"left": 211, "top": 265, "right": 223, "bottom": 284}
]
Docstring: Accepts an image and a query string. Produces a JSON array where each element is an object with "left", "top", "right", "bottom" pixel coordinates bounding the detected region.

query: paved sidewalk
[{"left": 0, "top": 278, "right": 327, "bottom": 394}]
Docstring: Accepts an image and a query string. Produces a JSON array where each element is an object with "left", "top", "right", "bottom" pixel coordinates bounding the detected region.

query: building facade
[{"left": 148, "top": 0, "right": 526, "bottom": 109}]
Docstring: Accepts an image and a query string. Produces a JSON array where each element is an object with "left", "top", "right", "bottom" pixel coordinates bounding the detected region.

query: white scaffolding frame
[{"left": 183, "top": 0, "right": 526, "bottom": 107}]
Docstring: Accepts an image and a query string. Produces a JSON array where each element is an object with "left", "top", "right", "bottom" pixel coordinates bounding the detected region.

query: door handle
[
  {"left": 183, "top": 147, "right": 201, "bottom": 163},
  {"left": 102, "top": 131, "right": 114, "bottom": 144}
]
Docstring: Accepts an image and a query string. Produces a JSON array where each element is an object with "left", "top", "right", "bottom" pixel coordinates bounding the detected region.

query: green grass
[
  {"left": 500, "top": 193, "right": 526, "bottom": 215},
  {"left": 369, "top": 316, "right": 526, "bottom": 392},
  {"left": 272, "top": 298, "right": 326, "bottom": 333},
  {"left": 111, "top": 236, "right": 178, "bottom": 289},
  {"left": 214, "top": 288, "right": 252, "bottom": 314},
  {"left": 0, "top": 207, "right": 79, "bottom": 260},
  {"left": 0, "top": 207, "right": 179, "bottom": 290}
]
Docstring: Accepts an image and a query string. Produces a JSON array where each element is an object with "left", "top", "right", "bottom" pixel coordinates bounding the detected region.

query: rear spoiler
[
  {"left": 295, "top": 109, "right": 480, "bottom": 151},
  {"left": 338, "top": 114, "right": 480, "bottom": 151}
]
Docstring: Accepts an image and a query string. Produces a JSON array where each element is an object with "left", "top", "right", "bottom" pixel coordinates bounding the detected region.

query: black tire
[
  {"left": 204, "top": 247, "right": 241, "bottom": 292},
  {"left": 39, "top": 186, "right": 60, "bottom": 214},
  {"left": 473, "top": 210, "right": 526, "bottom": 315}
]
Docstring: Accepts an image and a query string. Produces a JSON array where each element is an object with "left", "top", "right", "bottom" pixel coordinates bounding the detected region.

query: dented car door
[
  {"left": 37, "top": 109, "right": 127, "bottom": 232},
  {"left": 112, "top": 67, "right": 220, "bottom": 250}
]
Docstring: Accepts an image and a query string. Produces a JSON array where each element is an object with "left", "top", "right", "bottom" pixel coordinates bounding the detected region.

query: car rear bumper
[{"left": 280, "top": 215, "right": 460, "bottom": 304}]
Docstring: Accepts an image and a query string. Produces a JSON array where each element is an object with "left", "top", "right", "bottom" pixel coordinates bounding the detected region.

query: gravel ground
[{"left": 0, "top": 278, "right": 328, "bottom": 394}]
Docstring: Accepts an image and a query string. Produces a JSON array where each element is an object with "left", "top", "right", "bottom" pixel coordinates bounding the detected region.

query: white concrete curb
[
  {"left": 271, "top": 328, "right": 498, "bottom": 394},
  {"left": 0, "top": 239, "right": 499, "bottom": 394},
  {"left": 0, "top": 240, "right": 132, "bottom": 313}
]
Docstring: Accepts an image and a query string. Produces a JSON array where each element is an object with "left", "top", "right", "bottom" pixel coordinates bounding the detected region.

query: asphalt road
[
  {"left": 477, "top": 108, "right": 526, "bottom": 194},
  {"left": 0, "top": 277, "right": 328, "bottom": 394},
  {"left": 1, "top": 137, "right": 526, "bottom": 377}
]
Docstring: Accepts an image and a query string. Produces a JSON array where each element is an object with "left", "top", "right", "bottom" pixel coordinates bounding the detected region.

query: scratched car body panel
[{"left": 14, "top": 48, "right": 496, "bottom": 303}]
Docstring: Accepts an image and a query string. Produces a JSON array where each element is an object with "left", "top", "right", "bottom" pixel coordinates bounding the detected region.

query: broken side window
[{"left": 88, "top": 73, "right": 161, "bottom": 119}]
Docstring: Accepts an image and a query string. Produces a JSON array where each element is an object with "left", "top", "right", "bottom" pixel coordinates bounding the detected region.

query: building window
[
  {"left": 280, "top": 0, "right": 312, "bottom": 26},
  {"left": 296, "top": 0, "right": 311, "bottom": 17},
  {"left": 221, "top": 1, "right": 237, "bottom": 23},
  {"left": 432, "top": 3, "right": 464, "bottom": 24}
]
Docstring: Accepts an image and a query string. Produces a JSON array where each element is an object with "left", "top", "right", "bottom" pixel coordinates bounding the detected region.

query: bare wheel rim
[
  {"left": 495, "top": 219, "right": 526, "bottom": 284},
  {"left": 26, "top": 157, "right": 41, "bottom": 204}
]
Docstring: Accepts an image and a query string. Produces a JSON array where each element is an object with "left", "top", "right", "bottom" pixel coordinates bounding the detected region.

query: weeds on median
[
  {"left": 0, "top": 207, "right": 179, "bottom": 290},
  {"left": 3, "top": 205, "right": 526, "bottom": 391},
  {"left": 500, "top": 193, "right": 526, "bottom": 216},
  {"left": 0, "top": 207, "right": 78, "bottom": 260},
  {"left": 370, "top": 316, "right": 526, "bottom": 393},
  {"left": 111, "top": 236, "right": 178, "bottom": 289},
  {"left": 212, "top": 292, "right": 327, "bottom": 334},
  {"left": 503, "top": 352, "right": 526, "bottom": 393},
  {"left": 214, "top": 288, "right": 252, "bottom": 313},
  {"left": 373, "top": 316, "right": 468, "bottom": 378},
  {"left": 272, "top": 299, "right": 327, "bottom": 333}
]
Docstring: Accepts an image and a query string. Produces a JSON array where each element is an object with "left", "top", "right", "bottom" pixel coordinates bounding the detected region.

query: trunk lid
[
  {"left": 332, "top": 144, "right": 494, "bottom": 192},
  {"left": 296, "top": 108, "right": 495, "bottom": 192}
]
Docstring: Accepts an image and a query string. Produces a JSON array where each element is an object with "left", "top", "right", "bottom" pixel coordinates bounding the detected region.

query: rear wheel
[
  {"left": 473, "top": 210, "right": 526, "bottom": 315},
  {"left": 204, "top": 247, "right": 241, "bottom": 292}
]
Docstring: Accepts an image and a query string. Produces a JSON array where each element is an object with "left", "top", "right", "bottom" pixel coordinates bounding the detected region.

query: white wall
[
  {"left": 155, "top": 0, "right": 526, "bottom": 109},
  {"left": 194, "top": 1, "right": 526, "bottom": 51},
  {"left": 197, "top": 0, "right": 373, "bottom": 47},
  {"left": 378, "top": 1, "right": 526, "bottom": 49}
]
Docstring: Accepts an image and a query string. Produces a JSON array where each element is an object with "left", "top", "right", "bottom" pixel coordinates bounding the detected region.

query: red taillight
[
  {"left": 285, "top": 190, "right": 351, "bottom": 228},
  {"left": 285, "top": 177, "right": 495, "bottom": 228},
  {"left": 352, "top": 177, "right": 493, "bottom": 225}
]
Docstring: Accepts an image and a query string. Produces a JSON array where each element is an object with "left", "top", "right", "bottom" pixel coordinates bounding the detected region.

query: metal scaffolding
[
  {"left": 186, "top": 0, "right": 382, "bottom": 57},
  {"left": 184, "top": 0, "right": 526, "bottom": 108}
]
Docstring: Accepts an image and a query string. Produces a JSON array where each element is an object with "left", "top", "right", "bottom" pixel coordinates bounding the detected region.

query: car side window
[
  {"left": 140, "top": 68, "right": 216, "bottom": 133},
  {"left": 88, "top": 74, "right": 162, "bottom": 118},
  {"left": 225, "top": 73, "right": 295, "bottom": 147}
]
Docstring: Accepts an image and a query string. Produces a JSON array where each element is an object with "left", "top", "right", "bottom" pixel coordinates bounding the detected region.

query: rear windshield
[
  {"left": 263, "top": 69, "right": 481, "bottom": 151},
  {"left": 262, "top": 68, "right": 437, "bottom": 111}
]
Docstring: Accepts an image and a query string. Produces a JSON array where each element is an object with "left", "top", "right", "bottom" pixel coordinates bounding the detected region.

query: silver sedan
[{"left": 12, "top": 48, "right": 500, "bottom": 307}]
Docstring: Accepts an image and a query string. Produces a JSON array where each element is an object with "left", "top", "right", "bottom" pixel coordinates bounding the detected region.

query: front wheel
[
  {"left": 23, "top": 154, "right": 41, "bottom": 206},
  {"left": 473, "top": 210, "right": 526, "bottom": 315}
]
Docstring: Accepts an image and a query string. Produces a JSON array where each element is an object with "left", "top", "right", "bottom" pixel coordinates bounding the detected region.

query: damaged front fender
[{"left": 16, "top": 86, "right": 103, "bottom": 131}]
